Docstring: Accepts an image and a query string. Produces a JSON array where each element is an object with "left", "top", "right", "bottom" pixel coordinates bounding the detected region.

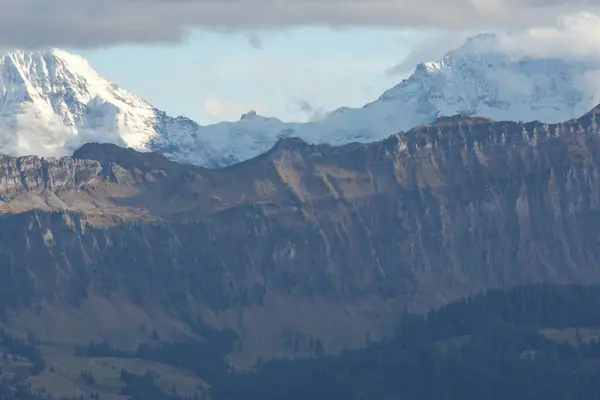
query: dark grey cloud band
[{"left": 0, "top": 0, "right": 598, "bottom": 48}]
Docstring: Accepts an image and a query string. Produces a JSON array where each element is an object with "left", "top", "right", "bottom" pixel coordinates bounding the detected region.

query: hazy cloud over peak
[
  {"left": 290, "top": 100, "right": 328, "bottom": 122},
  {"left": 1, "top": 0, "right": 599, "bottom": 48},
  {"left": 386, "top": 11, "right": 600, "bottom": 77},
  {"left": 487, "top": 12, "right": 600, "bottom": 61}
]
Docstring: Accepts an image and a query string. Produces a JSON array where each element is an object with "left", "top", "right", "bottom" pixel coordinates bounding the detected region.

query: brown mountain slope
[{"left": 3, "top": 108, "right": 600, "bottom": 396}]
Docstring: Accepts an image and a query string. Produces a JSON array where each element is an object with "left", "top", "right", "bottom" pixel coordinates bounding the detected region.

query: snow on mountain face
[
  {"left": 377, "top": 34, "right": 593, "bottom": 124},
  {"left": 151, "top": 33, "right": 600, "bottom": 167},
  {"left": 0, "top": 35, "right": 598, "bottom": 168},
  {"left": 0, "top": 49, "right": 163, "bottom": 158}
]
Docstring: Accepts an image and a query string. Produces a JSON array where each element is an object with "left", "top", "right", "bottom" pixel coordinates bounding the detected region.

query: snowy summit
[
  {"left": 0, "top": 34, "right": 598, "bottom": 167},
  {"left": 0, "top": 49, "right": 158, "bottom": 156}
]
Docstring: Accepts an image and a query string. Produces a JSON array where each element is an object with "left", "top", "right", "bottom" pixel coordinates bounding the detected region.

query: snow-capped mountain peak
[
  {"left": 0, "top": 35, "right": 598, "bottom": 168},
  {"left": 415, "top": 61, "right": 442, "bottom": 75},
  {"left": 374, "top": 35, "right": 594, "bottom": 124},
  {"left": 0, "top": 48, "right": 158, "bottom": 157}
]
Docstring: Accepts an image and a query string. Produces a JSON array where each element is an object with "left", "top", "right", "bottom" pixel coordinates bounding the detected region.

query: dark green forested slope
[
  {"left": 9, "top": 284, "right": 600, "bottom": 399},
  {"left": 210, "top": 284, "right": 600, "bottom": 400}
]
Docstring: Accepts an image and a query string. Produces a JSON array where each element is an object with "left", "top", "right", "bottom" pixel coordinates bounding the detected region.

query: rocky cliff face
[
  {"left": 3, "top": 109, "right": 600, "bottom": 363},
  {"left": 0, "top": 155, "right": 102, "bottom": 198}
]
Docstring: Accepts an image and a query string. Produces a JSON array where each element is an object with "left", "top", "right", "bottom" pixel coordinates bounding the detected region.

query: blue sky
[{"left": 75, "top": 28, "right": 444, "bottom": 125}]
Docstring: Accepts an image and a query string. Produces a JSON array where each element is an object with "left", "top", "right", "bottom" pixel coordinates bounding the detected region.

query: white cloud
[
  {"left": 388, "top": 11, "right": 600, "bottom": 76},
  {"left": 488, "top": 12, "right": 600, "bottom": 61},
  {"left": 289, "top": 100, "right": 329, "bottom": 122},
  {"left": 1, "top": 113, "right": 130, "bottom": 158},
  {"left": 386, "top": 31, "right": 474, "bottom": 76},
  {"left": 579, "top": 69, "right": 600, "bottom": 106}
]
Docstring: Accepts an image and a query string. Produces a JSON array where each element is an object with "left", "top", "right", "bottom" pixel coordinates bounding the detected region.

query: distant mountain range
[{"left": 0, "top": 33, "right": 597, "bottom": 167}]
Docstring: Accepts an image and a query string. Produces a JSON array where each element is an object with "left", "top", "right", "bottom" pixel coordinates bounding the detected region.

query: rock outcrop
[{"left": 0, "top": 155, "right": 102, "bottom": 198}]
